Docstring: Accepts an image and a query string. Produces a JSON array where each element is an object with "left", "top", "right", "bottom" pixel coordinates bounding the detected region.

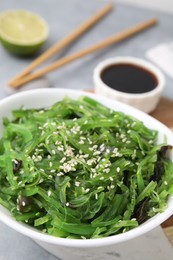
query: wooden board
[
  {"left": 87, "top": 91, "right": 173, "bottom": 245},
  {"left": 150, "top": 97, "right": 173, "bottom": 129}
]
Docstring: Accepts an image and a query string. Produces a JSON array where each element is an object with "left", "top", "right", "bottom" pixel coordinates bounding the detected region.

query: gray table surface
[{"left": 0, "top": 0, "right": 173, "bottom": 259}]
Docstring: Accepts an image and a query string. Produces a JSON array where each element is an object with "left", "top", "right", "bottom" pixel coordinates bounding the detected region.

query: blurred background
[
  {"left": 120, "top": 0, "right": 173, "bottom": 13},
  {"left": 0, "top": 0, "right": 173, "bottom": 100}
]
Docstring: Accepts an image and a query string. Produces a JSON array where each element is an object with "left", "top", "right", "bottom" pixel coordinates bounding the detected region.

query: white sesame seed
[
  {"left": 80, "top": 136, "right": 86, "bottom": 140},
  {"left": 112, "top": 148, "right": 118, "bottom": 154},
  {"left": 57, "top": 146, "right": 64, "bottom": 151},
  {"left": 110, "top": 184, "right": 115, "bottom": 189},
  {"left": 93, "top": 151, "right": 101, "bottom": 156},
  {"left": 50, "top": 169, "right": 56, "bottom": 173},
  {"left": 55, "top": 141, "right": 61, "bottom": 145},
  {"left": 97, "top": 157, "right": 101, "bottom": 162},
  {"left": 85, "top": 188, "right": 90, "bottom": 193},
  {"left": 87, "top": 159, "right": 94, "bottom": 165},
  {"left": 116, "top": 167, "right": 120, "bottom": 172},
  {"left": 41, "top": 130, "right": 45, "bottom": 136},
  {"left": 57, "top": 124, "right": 66, "bottom": 130},
  {"left": 12, "top": 159, "right": 18, "bottom": 164},
  {"left": 103, "top": 168, "right": 110, "bottom": 173},
  {"left": 52, "top": 150, "right": 56, "bottom": 155},
  {"left": 93, "top": 173, "right": 97, "bottom": 178},
  {"left": 95, "top": 194, "right": 98, "bottom": 200},
  {"left": 100, "top": 177, "right": 104, "bottom": 180},
  {"left": 22, "top": 201, "right": 26, "bottom": 207},
  {"left": 43, "top": 123, "right": 48, "bottom": 127},
  {"left": 56, "top": 172, "right": 64, "bottom": 177},
  {"left": 75, "top": 181, "right": 80, "bottom": 187},
  {"left": 48, "top": 190, "right": 51, "bottom": 197},
  {"left": 49, "top": 162, "right": 53, "bottom": 167},
  {"left": 66, "top": 202, "right": 70, "bottom": 206},
  {"left": 64, "top": 146, "right": 74, "bottom": 156},
  {"left": 109, "top": 177, "right": 113, "bottom": 181},
  {"left": 60, "top": 157, "right": 66, "bottom": 163},
  {"left": 79, "top": 140, "right": 84, "bottom": 144}
]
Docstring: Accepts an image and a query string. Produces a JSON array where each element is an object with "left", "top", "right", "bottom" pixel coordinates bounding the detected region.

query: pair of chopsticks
[{"left": 8, "top": 3, "right": 158, "bottom": 88}]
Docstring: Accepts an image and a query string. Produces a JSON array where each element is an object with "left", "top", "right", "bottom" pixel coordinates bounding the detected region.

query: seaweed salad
[{"left": 0, "top": 96, "right": 173, "bottom": 239}]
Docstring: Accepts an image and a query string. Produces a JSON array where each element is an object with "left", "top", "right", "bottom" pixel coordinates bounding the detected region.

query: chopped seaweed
[{"left": 0, "top": 96, "right": 173, "bottom": 239}]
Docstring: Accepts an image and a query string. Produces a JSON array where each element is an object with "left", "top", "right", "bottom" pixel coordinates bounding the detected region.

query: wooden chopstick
[
  {"left": 10, "top": 18, "right": 157, "bottom": 88},
  {"left": 8, "top": 3, "right": 113, "bottom": 86}
]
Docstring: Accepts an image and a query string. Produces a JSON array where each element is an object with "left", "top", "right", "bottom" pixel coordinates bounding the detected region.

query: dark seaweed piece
[
  {"left": 13, "top": 159, "right": 22, "bottom": 174},
  {"left": 133, "top": 198, "right": 149, "bottom": 224},
  {"left": 18, "top": 195, "right": 33, "bottom": 213},
  {"left": 150, "top": 145, "right": 173, "bottom": 182}
]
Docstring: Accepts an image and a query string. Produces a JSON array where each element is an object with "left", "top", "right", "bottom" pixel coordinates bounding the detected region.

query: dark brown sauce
[{"left": 101, "top": 63, "right": 158, "bottom": 94}]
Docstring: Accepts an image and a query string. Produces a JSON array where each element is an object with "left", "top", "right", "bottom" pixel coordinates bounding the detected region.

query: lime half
[{"left": 0, "top": 9, "right": 49, "bottom": 56}]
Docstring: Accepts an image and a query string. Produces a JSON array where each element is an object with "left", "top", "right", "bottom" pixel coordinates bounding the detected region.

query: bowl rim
[
  {"left": 0, "top": 88, "right": 173, "bottom": 248},
  {"left": 93, "top": 56, "right": 165, "bottom": 99}
]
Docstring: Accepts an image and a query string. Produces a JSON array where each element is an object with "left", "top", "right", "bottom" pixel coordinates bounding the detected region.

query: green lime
[{"left": 0, "top": 9, "right": 49, "bottom": 56}]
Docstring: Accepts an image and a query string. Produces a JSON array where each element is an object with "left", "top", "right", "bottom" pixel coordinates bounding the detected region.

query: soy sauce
[{"left": 101, "top": 64, "right": 158, "bottom": 94}]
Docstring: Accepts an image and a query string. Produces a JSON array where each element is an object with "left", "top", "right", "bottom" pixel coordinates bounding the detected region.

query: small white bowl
[
  {"left": 93, "top": 56, "right": 165, "bottom": 113},
  {"left": 0, "top": 88, "right": 173, "bottom": 260}
]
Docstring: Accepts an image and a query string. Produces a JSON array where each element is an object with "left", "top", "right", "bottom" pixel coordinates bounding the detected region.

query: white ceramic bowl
[
  {"left": 0, "top": 88, "right": 173, "bottom": 260},
  {"left": 93, "top": 56, "right": 165, "bottom": 113}
]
